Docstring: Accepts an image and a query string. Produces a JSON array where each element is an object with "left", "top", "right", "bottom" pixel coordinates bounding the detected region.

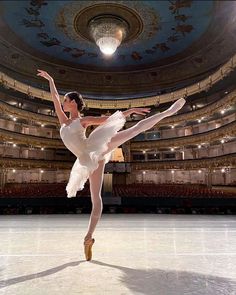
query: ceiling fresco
[
  {"left": 1, "top": 0, "right": 213, "bottom": 68},
  {"left": 0, "top": 1, "right": 236, "bottom": 99}
]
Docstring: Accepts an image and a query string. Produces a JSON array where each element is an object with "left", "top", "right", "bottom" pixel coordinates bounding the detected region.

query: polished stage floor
[{"left": 0, "top": 214, "right": 235, "bottom": 295}]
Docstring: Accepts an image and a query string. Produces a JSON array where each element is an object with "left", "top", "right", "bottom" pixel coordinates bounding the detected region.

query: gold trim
[
  {"left": 0, "top": 119, "right": 235, "bottom": 149},
  {"left": 0, "top": 100, "right": 58, "bottom": 125},
  {"left": 0, "top": 153, "right": 235, "bottom": 170},
  {"left": 126, "top": 91, "right": 236, "bottom": 128},
  {"left": 131, "top": 153, "right": 236, "bottom": 170},
  {"left": 0, "top": 157, "right": 70, "bottom": 169},
  {"left": 0, "top": 87, "right": 235, "bottom": 128},
  {"left": 130, "top": 120, "right": 236, "bottom": 150},
  {"left": 0, "top": 128, "right": 63, "bottom": 148},
  {"left": 1, "top": 54, "right": 236, "bottom": 109}
]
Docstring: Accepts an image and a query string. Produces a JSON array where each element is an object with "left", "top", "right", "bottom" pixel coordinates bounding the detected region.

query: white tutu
[{"left": 60, "top": 111, "right": 126, "bottom": 198}]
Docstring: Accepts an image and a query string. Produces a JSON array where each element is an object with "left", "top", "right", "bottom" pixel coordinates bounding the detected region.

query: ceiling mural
[
  {"left": 0, "top": 1, "right": 236, "bottom": 98},
  {"left": 1, "top": 0, "right": 213, "bottom": 68}
]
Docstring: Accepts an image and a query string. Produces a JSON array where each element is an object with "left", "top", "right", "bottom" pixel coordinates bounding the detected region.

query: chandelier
[{"left": 89, "top": 15, "right": 128, "bottom": 55}]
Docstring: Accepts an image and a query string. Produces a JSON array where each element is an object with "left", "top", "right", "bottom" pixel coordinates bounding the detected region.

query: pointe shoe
[
  {"left": 84, "top": 238, "right": 95, "bottom": 261},
  {"left": 170, "top": 98, "right": 186, "bottom": 113}
]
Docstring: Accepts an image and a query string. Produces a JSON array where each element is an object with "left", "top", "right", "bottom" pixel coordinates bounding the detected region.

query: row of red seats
[
  {"left": 0, "top": 183, "right": 90, "bottom": 198},
  {"left": 0, "top": 183, "right": 235, "bottom": 198},
  {"left": 112, "top": 184, "right": 236, "bottom": 198}
]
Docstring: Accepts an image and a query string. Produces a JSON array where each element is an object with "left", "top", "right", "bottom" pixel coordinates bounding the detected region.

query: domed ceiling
[{"left": 0, "top": 0, "right": 236, "bottom": 99}]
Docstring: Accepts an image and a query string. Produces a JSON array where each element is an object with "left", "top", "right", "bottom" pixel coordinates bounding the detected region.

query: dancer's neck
[{"left": 69, "top": 110, "right": 80, "bottom": 120}]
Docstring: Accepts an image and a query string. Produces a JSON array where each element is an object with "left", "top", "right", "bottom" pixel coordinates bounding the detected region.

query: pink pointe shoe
[
  {"left": 84, "top": 238, "right": 95, "bottom": 261},
  {"left": 170, "top": 98, "right": 186, "bottom": 113}
]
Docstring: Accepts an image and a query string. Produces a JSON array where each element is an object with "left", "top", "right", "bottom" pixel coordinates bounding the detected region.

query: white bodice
[{"left": 60, "top": 118, "right": 87, "bottom": 158}]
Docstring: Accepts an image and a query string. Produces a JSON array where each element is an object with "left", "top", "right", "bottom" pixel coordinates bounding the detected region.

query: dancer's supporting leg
[
  {"left": 84, "top": 159, "right": 105, "bottom": 242},
  {"left": 105, "top": 98, "right": 185, "bottom": 153}
]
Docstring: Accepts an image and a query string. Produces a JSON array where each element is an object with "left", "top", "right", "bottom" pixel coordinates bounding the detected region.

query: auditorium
[{"left": 0, "top": 1, "right": 235, "bottom": 294}]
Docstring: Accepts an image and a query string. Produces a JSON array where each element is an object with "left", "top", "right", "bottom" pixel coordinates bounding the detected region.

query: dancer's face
[{"left": 63, "top": 96, "right": 76, "bottom": 112}]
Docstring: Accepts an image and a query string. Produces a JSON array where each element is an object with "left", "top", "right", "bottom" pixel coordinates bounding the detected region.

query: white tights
[
  {"left": 84, "top": 159, "right": 105, "bottom": 241},
  {"left": 84, "top": 98, "right": 184, "bottom": 240}
]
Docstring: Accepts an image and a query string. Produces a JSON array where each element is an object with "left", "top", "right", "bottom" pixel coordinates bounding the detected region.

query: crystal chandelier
[{"left": 89, "top": 15, "right": 128, "bottom": 55}]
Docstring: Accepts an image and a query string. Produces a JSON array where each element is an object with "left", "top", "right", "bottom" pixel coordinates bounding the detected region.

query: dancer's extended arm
[
  {"left": 37, "top": 70, "right": 68, "bottom": 125},
  {"left": 81, "top": 107, "right": 151, "bottom": 127}
]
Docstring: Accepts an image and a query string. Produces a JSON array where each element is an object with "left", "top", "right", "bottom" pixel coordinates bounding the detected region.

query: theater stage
[{"left": 0, "top": 214, "right": 235, "bottom": 295}]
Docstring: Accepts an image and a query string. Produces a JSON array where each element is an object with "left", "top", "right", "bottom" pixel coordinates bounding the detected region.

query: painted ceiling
[
  {"left": 1, "top": 0, "right": 213, "bottom": 68},
  {"left": 0, "top": 1, "right": 236, "bottom": 99}
]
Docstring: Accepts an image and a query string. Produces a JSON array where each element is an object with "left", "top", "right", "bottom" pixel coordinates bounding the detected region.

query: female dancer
[{"left": 37, "top": 69, "right": 185, "bottom": 261}]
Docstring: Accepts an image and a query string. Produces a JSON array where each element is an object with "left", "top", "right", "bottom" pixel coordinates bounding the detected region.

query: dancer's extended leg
[
  {"left": 104, "top": 98, "right": 185, "bottom": 153},
  {"left": 84, "top": 159, "right": 105, "bottom": 241}
]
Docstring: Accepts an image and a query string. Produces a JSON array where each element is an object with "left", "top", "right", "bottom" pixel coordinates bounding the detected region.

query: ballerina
[{"left": 37, "top": 69, "right": 186, "bottom": 261}]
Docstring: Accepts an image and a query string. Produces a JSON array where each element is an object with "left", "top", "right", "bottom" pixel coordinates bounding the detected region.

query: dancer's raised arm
[
  {"left": 37, "top": 70, "right": 68, "bottom": 125},
  {"left": 81, "top": 107, "right": 151, "bottom": 127}
]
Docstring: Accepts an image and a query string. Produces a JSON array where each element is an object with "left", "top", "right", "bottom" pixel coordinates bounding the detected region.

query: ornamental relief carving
[
  {"left": 0, "top": 87, "right": 235, "bottom": 128},
  {"left": 0, "top": 157, "right": 70, "bottom": 169},
  {"left": 0, "top": 154, "right": 235, "bottom": 170},
  {"left": 0, "top": 52, "right": 236, "bottom": 108},
  {"left": 131, "top": 154, "right": 236, "bottom": 171},
  {"left": 130, "top": 120, "right": 236, "bottom": 150},
  {"left": 0, "top": 128, "right": 63, "bottom": 148},
  {"left": 0, "top": 119, "right": 235, "bottom": 150}
]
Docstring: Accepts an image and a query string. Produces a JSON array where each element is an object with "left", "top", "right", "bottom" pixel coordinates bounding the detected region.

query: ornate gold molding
[
  {"left": 1, "top": 118, "right": 236, "bottom": 149},
  {"left": 0, "top": 157, "right": 71, "bottom": 169},
  {"left": 0, "top": 100, "right": 58, "bottom": 125},
  {"left": 131, "top": 153, "right": 236, "bottom": 170},
  {"left": 130, "top": 120, "right": 236, "bottom": 150},
  {"left": 126, "top": 90, "right": 236, "bottom": 128},
  {"left": 0, "top": 128, "right": 63, "bottom": 148},
  {"left": 0, "top": 87, "right": 236, "bottom": 128},
  {"left": 1, "top": 53, "right": 236, "bottom": 109},
  {"left": 0, "top": 153, "right": 235, "bottom": 170}
]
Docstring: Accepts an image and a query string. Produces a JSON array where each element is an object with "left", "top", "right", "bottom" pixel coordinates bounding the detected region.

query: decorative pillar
[
  {"left": 144, "top": 152, "right": 148, "bottom": 161},
  {"left": 0, "top": 168, "right": 6, "bottom": 190},
  {"left": 206, "top": 168, "right": 212, "bottom": 188}
]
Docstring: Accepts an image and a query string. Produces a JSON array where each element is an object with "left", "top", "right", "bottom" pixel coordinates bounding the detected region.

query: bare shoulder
[
  {"left": 80, "top": 116, "right": 98, "bottom": 123},
  {"left": 80, "top": 116, "right": 94, "bottom": 128},
  {"left": 80, "top": 116, "right": 103, "bottom": 128}
]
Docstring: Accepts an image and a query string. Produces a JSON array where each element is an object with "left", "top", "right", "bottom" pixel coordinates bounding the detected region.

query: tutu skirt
[{"left": 65, "top": 111, "right": 126, "bottom": 198}]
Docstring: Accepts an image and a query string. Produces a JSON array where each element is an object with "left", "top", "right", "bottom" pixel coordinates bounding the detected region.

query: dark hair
[{"left": 66, "top": 91, "right": 85, "bottom": 111}]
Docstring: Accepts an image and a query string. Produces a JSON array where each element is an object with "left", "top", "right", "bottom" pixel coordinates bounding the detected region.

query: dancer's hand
[
  {"left": 132, "top": 107, "right": 151, "bottom": 116},
  {"left": 37, "top": 69, "right": 53, "bottom": 81}
]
